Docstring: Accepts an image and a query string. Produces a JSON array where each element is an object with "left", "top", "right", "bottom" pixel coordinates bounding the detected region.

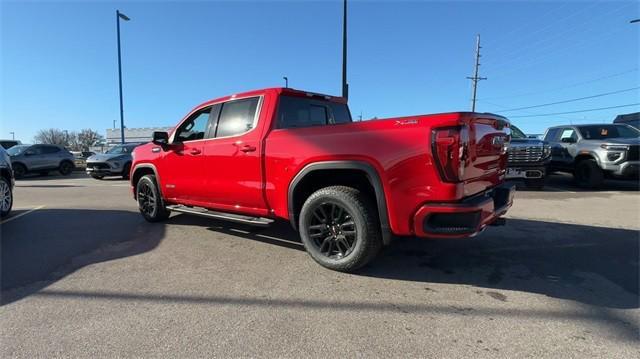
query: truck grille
[
  {"left": 508, "top": 146, "right": 543, "bottom": 163},
  {"left": 627, "top": 145, "right": 639, "bottom": 161}
]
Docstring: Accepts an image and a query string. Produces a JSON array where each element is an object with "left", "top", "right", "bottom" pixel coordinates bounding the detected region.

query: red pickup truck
[{"left": 130, "top": 87, "right": 515, "bottom": 272}]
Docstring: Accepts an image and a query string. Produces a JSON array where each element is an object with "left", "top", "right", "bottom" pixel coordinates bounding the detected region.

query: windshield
[
  {"left": 578, "top": 124, "right": 640, "bottom": 140},
  {"left": 510, "top": 125, "right": 527, "bottom": 139},
  {"left": 106, "top": 145, "right": 136, "bottom": 154},
  {"left": 7, "top": 145, "right": 29, "bottom": 156}
]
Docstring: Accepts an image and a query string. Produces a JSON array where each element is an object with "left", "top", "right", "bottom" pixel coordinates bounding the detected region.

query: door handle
[
  {"left": 240, "top": 145, "right": 257, "bottom": 153},
  {"left": 189, "top": 148, "right": 202, "bottom": 155}
]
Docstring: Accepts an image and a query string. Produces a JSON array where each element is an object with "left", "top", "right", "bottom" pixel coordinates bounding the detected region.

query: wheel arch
[
  {"left": 574, "top": 152, "right": 601, "bottom": 168},
  {"left": 131, "top": 164, "right": 160, "bottom": 199},
  {"left": 288, "top": 161, "right": 392, "bottom": 245},
  {"left": 0, "top": 167, "right": 13, "bottom": 188}
]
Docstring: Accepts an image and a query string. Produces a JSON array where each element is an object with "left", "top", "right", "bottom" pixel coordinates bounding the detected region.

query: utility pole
[
  {"left": 341, "top": 0, "right": 348, "bottom": 100},
  {"left": 467, "top": 34, "right": 487, "bottom": 112}
]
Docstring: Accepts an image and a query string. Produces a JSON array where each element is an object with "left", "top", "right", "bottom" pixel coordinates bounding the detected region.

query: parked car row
[{"left": 505, "top": 123, "right": 639, "bottom": 189}]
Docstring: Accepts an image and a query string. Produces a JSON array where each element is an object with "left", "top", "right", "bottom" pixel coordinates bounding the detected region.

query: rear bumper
[{"left": 412, "top": 182, "right": 516, "bottom": 238}]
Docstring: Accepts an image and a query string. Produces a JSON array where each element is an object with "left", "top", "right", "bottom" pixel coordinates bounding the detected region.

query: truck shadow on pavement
[
  {"left": 168, "top": 215, "right": 639, "bottom": 310},
  {"left": 363, "top": 219, "right": 639, "bottom": 310},
  {"left": 1, "top": 208, "right": 165, "bottom": 305}
]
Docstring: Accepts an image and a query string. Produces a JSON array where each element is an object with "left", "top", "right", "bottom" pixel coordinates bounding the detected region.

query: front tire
[
  {"left": 0, "top": 177, "right": 13, "bottom": 218},
  {"left": 299, "top": 186, "right": 382, "bottom": 272},
  {"left": 574, "top": 159, "right": 603, "bottom": 188},
  {"left": 59, "top": 161, "right": 73, "bottom": 176},
  {"left": 136, "top": 174, "right": 170, "bottom": 222}
]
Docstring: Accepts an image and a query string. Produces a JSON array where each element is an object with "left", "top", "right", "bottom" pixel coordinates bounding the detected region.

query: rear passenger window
[
  {"left": 277, "top": 96, "right": 351, "bottom": 129},
  {"left": 42, "top": 145, "right": 60, "bottom": 154},
  {"left": 215, "top": 97, "right": 260, "bottom": 138},
  {"left": 328, "top": 102, "right": 352, "bottom": 124}
]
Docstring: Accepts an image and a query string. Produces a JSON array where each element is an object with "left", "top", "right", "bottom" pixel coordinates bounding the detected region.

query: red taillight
[{"left": 432, "top": 126, "right": 468, "bottom": 182}]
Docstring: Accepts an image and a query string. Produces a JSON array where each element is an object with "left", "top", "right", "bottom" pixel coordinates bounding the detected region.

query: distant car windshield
[
  {"left": 7, "top": 145, "right": 29, "bottom": 156},
  {"left": 106, "top": 145, "right": 136, "bottom": 154},
  {"left": 510, "top": 125, "right": 527, "bottom": 139},
  {"left": 577, "top": 125, "right": 640, "bottom": 140}
]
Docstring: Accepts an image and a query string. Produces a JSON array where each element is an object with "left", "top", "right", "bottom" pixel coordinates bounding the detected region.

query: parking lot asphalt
[{"left": 1, "top": 173, "right": 639, "bottom": 358}]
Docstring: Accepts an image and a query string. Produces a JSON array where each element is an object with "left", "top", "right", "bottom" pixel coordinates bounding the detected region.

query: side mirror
[
  {"left": 561, "top": 137, "right": 576, "bottom": 144},
  {"left": 152, "top": 131, "right": 169, "bottom": 145}
]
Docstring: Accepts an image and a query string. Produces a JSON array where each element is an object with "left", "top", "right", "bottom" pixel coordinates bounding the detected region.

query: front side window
[
  {"left": 560, "top": 128, "right": 578, "bottom": 142},
  {"left": 215, "top": 97, "right": 259, "bottom": 138},
  {"left": 510, "top": 125, "right": 527, "bottom": 139},
  {"left": 176, "top": 107, "right": 212, "bottom": 142}
]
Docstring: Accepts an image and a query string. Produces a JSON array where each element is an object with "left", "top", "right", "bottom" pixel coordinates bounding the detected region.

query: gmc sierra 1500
[{"left": 130, "top": 87, "right": 515, "bottom": 271}]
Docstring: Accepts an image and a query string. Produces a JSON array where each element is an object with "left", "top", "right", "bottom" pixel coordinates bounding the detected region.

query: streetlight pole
[
  {"left": 9, "top": 132, "right": 14, "bottom": 140},
  {"left": 630, "top": 19, "right": 640, "bottom": 23},
  {"left": 116, "top": 10, "right": 130, "bottom": 144},
  {"left": 283, "top": 76, "right": 288, "bottom": 88},
  {"left": 341, "top": 0, "right": 348, "bottom": 100}
]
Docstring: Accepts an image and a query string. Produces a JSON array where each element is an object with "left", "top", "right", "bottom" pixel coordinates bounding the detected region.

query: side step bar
[{"left": 166, "top": 205, "right": 274, "bottom": 227}]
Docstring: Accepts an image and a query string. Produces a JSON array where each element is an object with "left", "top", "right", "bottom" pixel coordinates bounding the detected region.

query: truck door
[
  {"left": 557, "top": 127, "right": 579, "bottom": 169},
  {"left": 200, "top": 96, "right": 268, "bottom": 217},
  {"left": 159, "top": 106, "right": 213, "bottom": 202}
]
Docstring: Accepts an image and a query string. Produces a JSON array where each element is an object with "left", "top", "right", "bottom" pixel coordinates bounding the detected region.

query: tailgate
[{"left": 461, "top": 114, "right": 510, "bottom": 196}]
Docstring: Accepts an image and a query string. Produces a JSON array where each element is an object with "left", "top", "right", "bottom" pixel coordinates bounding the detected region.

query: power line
[
  {"left": 479, "top": 100, "right": 598, "bottom": 122},
  {"left": 497, "top": 87, "right": 640, "bottom": 112},
  {"left": 509, "top": 103, "right": 640, "bottom": 118},
  {"left": 478, "top": 68, "right": 638, "bottom": 101}
]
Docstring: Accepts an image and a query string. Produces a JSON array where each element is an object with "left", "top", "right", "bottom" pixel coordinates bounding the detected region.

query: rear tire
[
  {"left": 0, "top": 177, "right": 13, "bottom": 218},
  {"left": 13, "top": 164, "right": 26, "bottom": 179},
  {"left": 298, "top": 186, "right": 382, "bottom": 272},
  {"left": 574, "top": 159, "right": 603, "bottom": 188},
  {"left": 136, "top": 174, "right": 170, "bottom": 222},
  {"left": 59, "top": 161, "right": 73, "bottom": 176}
]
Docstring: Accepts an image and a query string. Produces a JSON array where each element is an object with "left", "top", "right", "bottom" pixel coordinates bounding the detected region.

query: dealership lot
[{"left": 1, "top": 174, "right": 638, "bottom": 357}]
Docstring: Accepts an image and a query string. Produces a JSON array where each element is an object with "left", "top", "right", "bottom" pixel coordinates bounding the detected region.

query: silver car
[
  {"left": 0, "top": 146, "right": 14, "bottom": 217},
  {"left": 7, "top": 144, "right": 75, "bottom": 178},
  {"left": 86, "top": 143, "right": 142, "bottom": 179},
  {"left": 544, "top": 124, "right": 639, "bottom": 187}
]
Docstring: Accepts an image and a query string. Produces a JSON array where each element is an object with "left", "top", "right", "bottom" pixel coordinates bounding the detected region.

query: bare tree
[
  {"left": 77, "top": 129, "right": 104, "bottom": 151},
  {"left": 34, "top": 128, "right": 69, "bottom": 146}
]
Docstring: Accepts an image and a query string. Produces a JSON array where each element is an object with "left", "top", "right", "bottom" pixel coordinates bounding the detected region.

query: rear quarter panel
[{"left": 265, "top": 113, "right": 477, "bottom": 235}]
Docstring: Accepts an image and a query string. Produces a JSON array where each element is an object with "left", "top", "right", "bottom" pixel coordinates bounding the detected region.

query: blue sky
[{"left": 1, "top": 0, "right": 639, "bottom": 142}]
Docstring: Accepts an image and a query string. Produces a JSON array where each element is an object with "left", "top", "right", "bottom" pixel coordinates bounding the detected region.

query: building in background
[
  {"left": 105, "top": 127, "right": 173, "bottom": 145},
  {"left": 613, "top": 112, "right": 640, "bottom": 130}
]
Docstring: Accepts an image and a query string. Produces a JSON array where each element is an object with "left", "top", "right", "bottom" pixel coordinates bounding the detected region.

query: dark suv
[
  {"left": 0, "top": 146, "right": 14, "bottom": 217},
  {"left": 7, "top": 144, "right": 75, "bottom": 178}
]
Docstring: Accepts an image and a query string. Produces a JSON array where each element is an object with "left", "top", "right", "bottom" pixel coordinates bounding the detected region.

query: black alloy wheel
[
  {"left": 308, "top": 202, "right": 357, "bottom": 259},
  {"left": 136, "top": 174, "right": 170, "bottom": 222}
]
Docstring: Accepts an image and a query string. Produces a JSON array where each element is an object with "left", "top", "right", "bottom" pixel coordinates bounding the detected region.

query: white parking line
[{"left": 0, "top": 205, "right": 46, "bottom": 225}]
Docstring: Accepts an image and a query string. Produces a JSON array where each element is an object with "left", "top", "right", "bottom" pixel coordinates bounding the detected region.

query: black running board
[{"left": 166, "top": 205, "right": 274, "bottom": 227}]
